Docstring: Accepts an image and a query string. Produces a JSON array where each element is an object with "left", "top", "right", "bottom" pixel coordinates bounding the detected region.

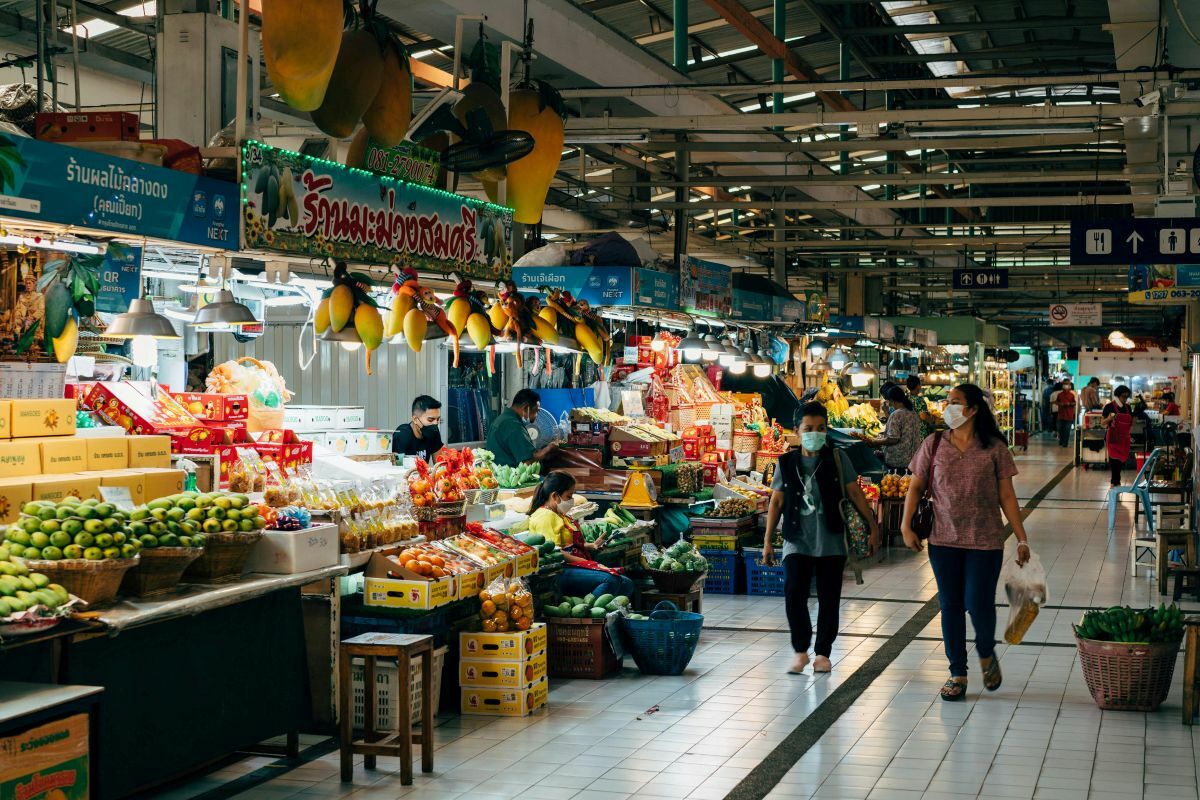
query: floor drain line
[{"left": 723, "top": 458, "right": 1075, "bottom": 800}]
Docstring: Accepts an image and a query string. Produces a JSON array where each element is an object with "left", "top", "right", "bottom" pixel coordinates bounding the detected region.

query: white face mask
[{"left": 943, "top": 404, "right": 968, "bottom": 429}]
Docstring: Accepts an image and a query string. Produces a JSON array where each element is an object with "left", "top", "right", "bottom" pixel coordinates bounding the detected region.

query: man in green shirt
[{"left": 486, "top": 389, "right": 558, "bottom": 467}]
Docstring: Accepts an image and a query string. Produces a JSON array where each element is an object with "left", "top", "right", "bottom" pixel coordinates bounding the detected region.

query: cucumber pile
[
  {"left": 494, "top": 462, "right": 541, "bottom": 489},
  {"left": 1075, "top": 603, "right": 1185, "bottom": 644},
  {"left": 543, "top": 592, "right": 629, "bottom": 618}
]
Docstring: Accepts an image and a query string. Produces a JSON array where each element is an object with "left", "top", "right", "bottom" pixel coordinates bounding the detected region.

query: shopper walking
[
  {"left": 1080, "top": 377, "right": 1102, "bottom": 411},
  {"left": 863, "top": 385, "right": 922, "bottom": 470},
  {"left": 1042, "top": 380, "right": 1061, "bottom": 432},
  {"left": 1054, "top": 380, "right": 1077, "bottom": 448},
  {"left": 900, "top": 383, "right": 1031, "bottom": 701},
  {"left": 527, "top": 471, "right": 634, "bottom": 599},
  {"left": 1102, "top": 385, "right": 1134, "bottom": 488},
  {"left": 763, "top": 402, "right": 880, "bottom": 674}
]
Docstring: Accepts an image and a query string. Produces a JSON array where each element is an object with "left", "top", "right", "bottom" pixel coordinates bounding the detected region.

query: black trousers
[
  {"left": 783, "top": 553, "right": 846, "bottom": 657},
  {"left": 1110, "top": 457, "right": 1124, "bottom": 487}
]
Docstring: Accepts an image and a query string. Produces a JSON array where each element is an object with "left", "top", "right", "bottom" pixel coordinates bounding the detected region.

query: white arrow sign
[{"left": 1127, "top": 231, "right": 1144, "bottom": 253}]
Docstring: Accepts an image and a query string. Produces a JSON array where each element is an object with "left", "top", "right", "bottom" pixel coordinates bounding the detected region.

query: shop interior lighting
[
  {"left": 827, "top": 346, "right": 852, "bottom": 371},
  {"left": 718, "top": 336, "right": 743, "bottom": 367},
  {"left": 193, "top": 280, "right": 259, "bottom": 329},
  {"left": 754, "top": 349, "right": 774, "bottom": 378},
  {"left": 0, "top": 233, "right": 104, "bottom": 255},
  {"left": 105, "top": 297, "right": 180, "bottom": 339},
  {"left": 700, "top": 331, "right": 722, "bottom": 362},
  {"left": 650, "top": 333, "right": 666, "bottom": 352},
  {"left": 321, "top": 324, "right": 364, "bottom": 351},
  {"left": 846, "top": 362, "right": 878, "bottom": 389},
  {"left": 854, "top": 338, "right": 878, "bottom": 348},
  {"left": 677, "top": 328, "right": 706, "bottom": 362},
  {"left": 728, "top": 359, "right": 747, "bottom": 375},
  {"left": 807, "top": 339, "right": 831, "bottom": 357},
  {"left": 1108, "top": 330, "right": 1136, "bottom": 350},
  {"left": 888, "top": 351, "right": 907, "bottom": 371}
]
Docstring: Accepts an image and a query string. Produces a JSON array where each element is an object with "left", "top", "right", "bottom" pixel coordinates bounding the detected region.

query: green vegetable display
[
  {"left": 645, "top": 539, "right": 708, "bottom": 573},
  {"left": 494, "top": 462, "right": 541, "bottom": 488},
  {"left": 1075, "top": 603, "right": 1184, "bottom": 644},
  {"left": 543, "top": 593, "right": 629, "bottom": 618}
]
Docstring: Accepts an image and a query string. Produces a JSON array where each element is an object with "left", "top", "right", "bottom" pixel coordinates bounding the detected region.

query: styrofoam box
[
  {"left": 283, "top": 405, "right": 337, "bottom": 432},
  {"left": 245, "top": 522, "right": 340, "bottom": 574},
  {"left": 336, "top": 407, "right": 366, "bottom": 429},
  {"left": 351, "top": 646, "right": 446, "bottom": 730}
]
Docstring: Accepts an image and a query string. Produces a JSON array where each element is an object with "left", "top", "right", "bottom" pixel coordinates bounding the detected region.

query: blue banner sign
[
  {"left": 774, "top": 295, "right": 805, "bottom": 322},
  {"left": 952, "top": 268, "right": 1008, "bottom": 289},
  {"left": 513, "top": 266, "right": 635, "bottom": 306},
  {"left": 634, "top": 268, "right": 678, "bottom": 309},
  {"left": 95, "top": 245, "right": 143, "bottom": 315},
  {"left": 1072, "top": 218, "right": 1200, "bottom": 265},
  {"left": 0, "top": 135, "right": 237, "bottom": 249},
  {"left": 731, "top": 289, "right": 773, "bottom": 320},
  {"left": 828, "top": 314, "right": 866, "bottom": 334}
]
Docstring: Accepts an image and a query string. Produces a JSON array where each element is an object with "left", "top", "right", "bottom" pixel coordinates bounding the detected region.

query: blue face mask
[{"left": 801, "top": 431, "right": 827, "bottom": 452}]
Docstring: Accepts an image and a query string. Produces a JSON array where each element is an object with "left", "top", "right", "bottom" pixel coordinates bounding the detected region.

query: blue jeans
[
  {"left": 557, "top": 567, "right": 635, "bottom": 600},
  {"left": 927, "top": 544, "right": 1004, "bottom": 678}
]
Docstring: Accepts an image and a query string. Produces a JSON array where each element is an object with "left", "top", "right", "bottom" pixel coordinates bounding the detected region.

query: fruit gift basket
[{"left": 642, "top": 540, "right": 708, "bottom": 593}]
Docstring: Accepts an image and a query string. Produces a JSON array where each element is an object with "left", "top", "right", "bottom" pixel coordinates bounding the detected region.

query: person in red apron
[{"left": 1102, "top": 385, "right": 1134, "bottom": 488}]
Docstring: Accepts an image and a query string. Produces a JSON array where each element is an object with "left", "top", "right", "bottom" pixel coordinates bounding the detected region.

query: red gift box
[
  {"left": 87, "top": 382, "right": 199, "bottom": 434},
  {"left": 171, "top": 425, "right": 248, "bottom": 455},
  {"left": 35, "top": 111, "right": 140, "bottom": 142},
  {"left": 216, "top": 444, "right": 258, "bottom": 487},
  {"left": 67, "top": 382, "right": 97, "bottom": 410},
  {"left": 170, "top": 392, "right": 249, "bottom": 421}
]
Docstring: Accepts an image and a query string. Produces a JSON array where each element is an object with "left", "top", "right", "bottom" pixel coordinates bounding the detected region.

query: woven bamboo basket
[
  {"left": 23, "top": 557, "right": 139, "bottom": 607},
  {"left": 477, "top": 488, "right": 498, "bottom": 504},
  {"left": 673, "top": 404, "right": 697, "bottom": 430},
  {"left": 436, "top": 500, "right": 466, "bottom": 518},
  {"left": 182, "top": 531, "right": 263, "bottom": 583},
  {"left": 1075, "top": 634, "right": 1180, "bottom": 711},
  {"left": 121, "top": 547, "right": 203, "bottom": 597},
  {"left": 755, "top": 451, "right": 782, "bottom": 473},
  {"left": 733, "top": 430, "right": 761, "bottom": 454},
  {"left": 413, "top": 505, "right": 438, "bottom": 522}
]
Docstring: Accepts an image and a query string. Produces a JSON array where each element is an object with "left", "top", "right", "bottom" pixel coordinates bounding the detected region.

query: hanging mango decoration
[
  {"left": 310, "top": 27, "right": 384, "bottom": 138},
  {"left": 362, "top": 36, "right": 413, "bottom": 148},
  {"left": 261, "top": 0, "right": 345, "bottom": 112},
  {"left": 40, "top": 244, "right": 109, "bottom": 363},
  {"left": 388, "top": 268, "right": 462, "bottom": 368},
  {"left": 506, "top": 80, "right": 566, "bottom": 225},
  {"left": 314, "top": 262, "right": 385, "bottom": 375}
]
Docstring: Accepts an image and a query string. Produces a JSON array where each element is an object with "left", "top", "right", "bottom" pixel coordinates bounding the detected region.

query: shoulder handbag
[
  {"left": 831, "top": 450, "right": 868, "bottom": 585},
  {"left": 912, "top": 432, "right": 943, "bottom": 539}
]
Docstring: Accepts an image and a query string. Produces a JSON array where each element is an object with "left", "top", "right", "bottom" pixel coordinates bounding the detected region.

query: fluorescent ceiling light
[{"left": 0, "top": 234, "right": 103, "bottom": 255}]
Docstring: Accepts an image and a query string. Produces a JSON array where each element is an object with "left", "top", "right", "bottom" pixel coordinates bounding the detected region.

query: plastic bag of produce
[
  {"left": 1001, "top": 543, "right": 1047, "bottom": 644},
  {"left": 480, "top": 575, "right": 534, "bottom": 632}
]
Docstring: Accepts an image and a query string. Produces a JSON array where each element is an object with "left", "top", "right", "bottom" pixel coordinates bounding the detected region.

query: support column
[
  {"left": 674, "top": 0, "right": 688, "bottom": 74},
  {"left": 674, "top": 135, "right": 689, "bottom": 272},
  {"left": 773, "top": 208, "right": 786, "bottom": 286},
  {"left": 772, "top": 0, "right": 785, "bottom": 115}
]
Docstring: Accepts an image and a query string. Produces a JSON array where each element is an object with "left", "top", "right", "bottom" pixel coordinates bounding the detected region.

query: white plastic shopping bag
[{"left": 1001, "top": 541, "right": 1048, "bottom": 644}]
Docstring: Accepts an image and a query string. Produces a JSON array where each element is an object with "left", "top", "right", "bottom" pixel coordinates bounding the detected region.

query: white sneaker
[{"left": 788, "top": 653, "right": 810, "bottom": 673}]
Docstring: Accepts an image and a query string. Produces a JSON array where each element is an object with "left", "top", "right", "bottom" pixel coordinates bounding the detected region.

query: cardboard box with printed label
[
  {"left": 9, "top": 398, "right": 77, "bottom": 438},
  {"left": 33, "top": 474, "right": 101, "bottom": 502},
  {"left": 460, "top": 676, "right": 548, "bottom": 716},
  {"left": 361, "top": 551, "right": 458, "bottom": 610},
  {"left": 336, "top": 407, "right": 366, "bottom": 429},
  {"left": 0, "top": 399, "right": 9, "bottom": 439},
  {"left": 85, "top": 382, "right": 199, "bottom": 435},
  {"left": 139, "top": 467, "right": 185, "bottom": 501},
  {"left": 0, "top": 712, "right": 91, "bottom": 799},
  {"left": 0, "top": 440, "right": 41, "bottom": 478},
  {"left": 37, "top": 437, "right": 88, "bottom": 474},
  {"left": 93, "top": 470, "right": 146, "bottom": 504},
  {"left": 0, "top": 477, "right": 31, "bottom": 522},
  {"left": 126, "top": 435, "right": 172, "bottom": 467},
  {"left": 459, "top": 623, "right": 548, "bottom": 660},
  {"left": 85, "top": 436, "right": 129, "bottom": 471},
  {"left": 169, "top": 392, "right": 249, "bottom": 421},
  {"left": 460, "top": 652, "right": 547, "bottom": 689}
]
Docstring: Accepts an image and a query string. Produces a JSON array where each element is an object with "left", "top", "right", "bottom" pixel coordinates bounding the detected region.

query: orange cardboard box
[
  {"left": 127, "top": 435, "right": 172, "bottom": 468},
  {"left": 0, "top": 399, "right": 10, "bottom": 439},
  {"left": 86, "top": 436, "right": 129, "bottom": 471},
  {"left": 9, "top": 399, "right": 76, "bottom": 438},
  {"left": 139, "top": 467, "right": 185, "bottom": 501},
  {"left": 169, "top": 392, "right": 249, "bottom": 421},
  {"left": 32, "top": 474, "right": 101, "bottom": 502},
  {"left": 0, "top": 440, "right": 40, "bottom": 478},
  {"left": 86, "top": 382, "right": 199, "bottom": 434},
  {"left": 37, "top": 436, "right": 88, "bottom": 474},
  {"left": 0, "top": 477, "right": 31, "bottom": 522},
  {"left": 93, "top": 470, "right": 146, "bottom": 504}
]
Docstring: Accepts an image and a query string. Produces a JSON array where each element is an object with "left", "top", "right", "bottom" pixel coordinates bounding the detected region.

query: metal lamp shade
[
  {"left": 193, "top": 290, "right": 258, "bottom": 327},
  {"left": 105, "top": 298, "right": 180, "bottom": 339}
]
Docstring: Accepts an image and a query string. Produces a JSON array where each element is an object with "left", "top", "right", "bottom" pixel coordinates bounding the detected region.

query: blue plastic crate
[
  {"left": 743, "top": 548, "right": 786, "bottom": 597},
  {"left": 341, "top": 606, "right": 449, "bottom": 646},
  {"left": 699, "top": 550, "right": 741, "bottom": 594}
]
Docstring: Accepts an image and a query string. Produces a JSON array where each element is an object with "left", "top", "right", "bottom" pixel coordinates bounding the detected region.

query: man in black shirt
[{"left": 392, "top": 395, "right": 445, "bottom": 462}]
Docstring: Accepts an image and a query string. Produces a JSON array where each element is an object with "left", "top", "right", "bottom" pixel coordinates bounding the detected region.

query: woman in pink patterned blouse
[{"left": 900, "top": 383, "right": 1032, "bottom": 702}]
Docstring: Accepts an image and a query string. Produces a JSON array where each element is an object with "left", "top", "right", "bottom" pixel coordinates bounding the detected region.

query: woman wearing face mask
[
  {"left": 900, "top": 384, "right": 1030, "bottom": 702},
  {"left": 391, "top": 395, "right": 444, "bottom": 462},
  {"left": 764, "top": 402, "right": 880, "bottom": 674},
  {"left": 527, "top": 471, "right": 635, "bottom": 601},
  {"left": 861, "top": 385, "right": 922, "bottom": 470},
  {"left": 1102, "top": 385, "right": 1134, "bottom": 488}
]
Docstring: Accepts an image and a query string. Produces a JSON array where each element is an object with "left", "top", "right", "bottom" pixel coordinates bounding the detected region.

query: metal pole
[
  {"left": 69, "top": 0, "right": 80, "bottom": 111},
  {"left": 673, "top": 0, "right": 687, "bottom": 74},
  {"left": 34, "top": 0, "right": 44, "bottom": 110},
  {"left": 772, "top": 0, "right": 784, "bottom": 114},
  {"left": 47, "top": 0, "right": 58, "bottom": 109},
  {"left": 234, "top": 0, "right": 249, "bottom": 142},
  {"left": 674, "top": 135, "right": 688, "bottom": 271}
]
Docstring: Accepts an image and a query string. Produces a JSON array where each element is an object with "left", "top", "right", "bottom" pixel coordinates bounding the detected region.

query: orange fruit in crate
[
  {"left": 510, "top": 605, "right": 523, "bottom": 621},
  {"left": 482, "top": 619, "right": 497, "bottom": 633},
  {"left": 495, "top": 620, "right": 509, "bottom": 632},
  {"left": 478, "top": 590, "right": 492, "bottom": 603},
  {"left": 516, "top": 616, "right": 531, "bottom": 631},
  {"left": 493, "top": 610, "right": 508, "bottom": 626},
  {"left": 480, "top": 600, "right": 496, "bottom": 616}
]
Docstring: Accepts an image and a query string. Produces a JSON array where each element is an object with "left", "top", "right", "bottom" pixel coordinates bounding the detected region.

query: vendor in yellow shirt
[{"left": 528, "top": 472, "right": 635, "bottom": 601}]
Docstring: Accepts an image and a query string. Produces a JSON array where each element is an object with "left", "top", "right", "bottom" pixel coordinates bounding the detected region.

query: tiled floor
[{"left": 160, "top": 440, "right": 1200, "bottom": 800}]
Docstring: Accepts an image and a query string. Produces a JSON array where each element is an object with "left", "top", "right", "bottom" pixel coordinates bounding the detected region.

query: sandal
[
  {"left": 981, "top": 655, "right": 1002, "bottom": 692},
  {"left": 940, "top": 678, "right": 967, "bottom": 702}
]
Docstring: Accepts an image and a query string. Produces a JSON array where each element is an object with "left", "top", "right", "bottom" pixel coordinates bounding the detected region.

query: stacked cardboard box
[{"left": 458, "top": 624, "right": 548, "bottom": 717}]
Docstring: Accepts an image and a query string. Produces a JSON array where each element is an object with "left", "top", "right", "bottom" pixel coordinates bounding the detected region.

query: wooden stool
[
  {"left": 1157, "top": 529, "right": 1198, "bottom": 596},
  {"left": 642, "top": 582, "right": 703, "bottom": 614},
  {"left": 339, "top": 632, "right": 434, "bottom": 785},
  {"left": 1173, "top": 566, "right": 1200, "bottom": 602},
  {"left": 1182, "top": 617, "right": 1200, "bottom": 725}
]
